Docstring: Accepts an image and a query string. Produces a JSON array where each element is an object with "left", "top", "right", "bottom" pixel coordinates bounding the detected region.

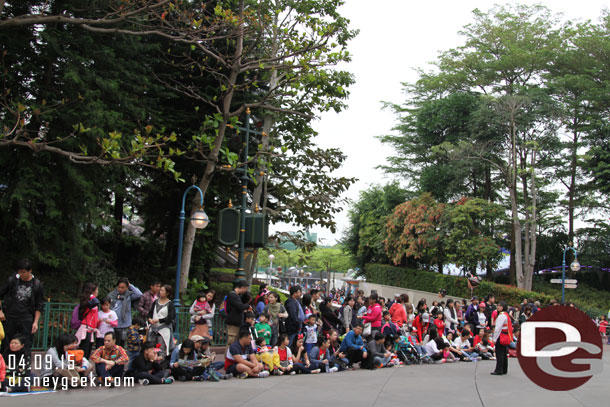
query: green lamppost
[
  {"left": 561, "top": 244, "right": 580, "bottom": 304},
  {"left": 232, "top": 108, "right": 265, "bottom": 282}
]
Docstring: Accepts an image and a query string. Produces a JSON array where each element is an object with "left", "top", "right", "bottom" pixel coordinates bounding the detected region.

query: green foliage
[
  {"left": 183, "top": 278, "right": 209, "bottom": 305},
  {"left": 342, "top": 183, "right": 411, "bottom": 267}
]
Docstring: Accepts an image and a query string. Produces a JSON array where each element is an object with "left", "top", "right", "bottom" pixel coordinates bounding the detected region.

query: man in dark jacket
[
  {"left": 284, "top": 285, "right": 304, "bottom": 346},
  {"left": 465, "top": 296, "right": 479, "bottom": 331},
  {"left": 0, "top": 259, "right": 44, "bottom": 355},
  {"left": 363, "top": 333, "right": 390, "bottom": 369},
  {"left": 226, "top": 280, "right": 251, "bottom": 346}
]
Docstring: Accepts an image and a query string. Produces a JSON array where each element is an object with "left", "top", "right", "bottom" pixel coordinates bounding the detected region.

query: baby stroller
[{"left": 396, "top": 336, "right": 423, "bottom": 365}]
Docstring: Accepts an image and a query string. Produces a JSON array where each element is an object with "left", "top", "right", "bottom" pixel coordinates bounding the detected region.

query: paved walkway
[{"left": 3, "top": 347, "right": 609, "bottom": 407}]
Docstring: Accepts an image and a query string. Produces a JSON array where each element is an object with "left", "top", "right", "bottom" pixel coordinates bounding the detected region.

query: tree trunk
[
  {"left": 178, "top": 0, "right": 246, "bottom": 295},
  {"left": 508, "top": 107, "right": 525, "bottom": 289}
]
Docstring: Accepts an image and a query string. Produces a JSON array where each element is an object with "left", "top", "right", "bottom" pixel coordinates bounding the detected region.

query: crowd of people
[{"left": 0, "top": 258, "right": 608, "bottom": 392}]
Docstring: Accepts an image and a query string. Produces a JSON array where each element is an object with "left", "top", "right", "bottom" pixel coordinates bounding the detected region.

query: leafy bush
[{"left": 363, "top": 263, "right": 606, "bottom": 317}]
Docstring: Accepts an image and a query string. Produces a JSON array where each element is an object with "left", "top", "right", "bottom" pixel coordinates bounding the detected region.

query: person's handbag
[
  {"left": 363, "top": 322, "right": 372, "bottom": 337},
  {"left": 278, "top": 318, "right": 287, "bottom": 335},
  {"left": 499, "top": 332, "right": 511, "bottom": 346}
]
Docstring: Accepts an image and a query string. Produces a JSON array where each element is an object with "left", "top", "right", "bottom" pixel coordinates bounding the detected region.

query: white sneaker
[
  {"left": 138, "top": 378, "right": 149, "bottom": 386},
  {"left": 258, "top": 371, "right": 270, "bottom": 378},
  {"left": 310, "top": 369, "right": 321, "bottom": 374},
  {"left": 329, "top": 367, "right": 339, "bottom": 373}
]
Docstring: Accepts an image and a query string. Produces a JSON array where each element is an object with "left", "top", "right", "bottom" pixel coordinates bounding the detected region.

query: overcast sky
[{"left": 271, "top": 0, "right": 610, "bottom": 246}]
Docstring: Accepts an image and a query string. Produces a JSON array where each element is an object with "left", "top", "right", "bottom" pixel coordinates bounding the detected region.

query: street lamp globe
[
  {"left": 570, "top": 260, "right": 581, "bottom": 272},
  {"left": 269, "top": 254, "right": 275, "bottom": 262},
  {"left": 190, "top": 207, "right": 209, "bottom": 229}
]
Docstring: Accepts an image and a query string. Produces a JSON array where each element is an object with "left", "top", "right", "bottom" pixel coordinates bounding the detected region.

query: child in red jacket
[{"left": 433, "top": 311, "right": 445, "bottom": 335}]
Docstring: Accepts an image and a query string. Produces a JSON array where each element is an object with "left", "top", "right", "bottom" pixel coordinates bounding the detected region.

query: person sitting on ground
[
  {"left": 308, "top": 335, "right": 338, "bottom": 373},
  {"left": 129, "top": 341, "right": 174, "bottom": 385},
  {"left": 90, "top": 332, "right": 129, "bottom": 383},
  {"left": 338, "top": 322, "right": 368, "bottom": 367},
  {"left": 441, "top": 342, "right": 457, "bottom": 363},
  {"left": 381, "top": 311, "right": 399, "bottom": 337},
  {"left": 423, "top": 329, "right": 443, "bottom": 362},
  {"left": 40, "top": 333, "right": 82, "bottom": 384},
  {"left": 364, "top": 333, "right": 392, "bottom": 369},
  {"left": 475, "top": 330, "right": 495, "bottom": 360},
  {"left": 254, "top": 337, "right": 281, "bottom": 375},
  {"left": 170, "top": 339, "right": 206, "bottom": 381},
  {"left": 453, "top": 329, "right": 479, "bottom": 361},
  {"left": 274, "top": 334, "right": 295, "bottom": 375},
  {"left": 405, "top": 327, "right": 426, "bottom": 357},
  {"left": 328, "top": 329, "right": 349, "bottom": 371},
  {"left": 1, "top": 334, "right": 30, "bottom": 393},
  {"left": 255, "top": 313, "right": 272, "bottom": 345},
  {"left": 290, "top": 334, "right": 321, "bottom": 374},
  {"left": 188, "top": 335, "right": 223, "bottom": 381},
  {"left": 66, "top": 347, "right": 94, "bottom": 378},
  {"left": 224, "top": 328, "right": 268, "bottom": 379}
]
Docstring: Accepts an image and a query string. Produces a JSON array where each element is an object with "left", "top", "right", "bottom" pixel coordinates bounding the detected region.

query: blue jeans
[
  {"left": 374, "top": 355, "right": 391, "bottom": 367},
  {"left": 462, "top": 351, "right": 479, "bottom": 361},
  {"left": 211, "top": 361, "right": 225, "bottom": 371},
  {"left": 95, "top": 363, "right": 124, "bottom": 380}
]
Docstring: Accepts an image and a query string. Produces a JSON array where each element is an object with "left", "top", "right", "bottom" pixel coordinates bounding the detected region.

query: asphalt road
[{"left": 2, "top": 346, "right": 609, "bottom": 407}]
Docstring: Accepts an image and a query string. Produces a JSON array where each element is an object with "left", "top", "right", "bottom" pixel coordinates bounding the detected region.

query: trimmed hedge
[{"left": 362, "top": 264, "right": 605, "bottom": 317}]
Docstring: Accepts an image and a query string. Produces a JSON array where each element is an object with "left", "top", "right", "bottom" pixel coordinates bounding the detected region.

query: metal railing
[{"left": 32, "top": 302, "right": 227, "bottom": 350}]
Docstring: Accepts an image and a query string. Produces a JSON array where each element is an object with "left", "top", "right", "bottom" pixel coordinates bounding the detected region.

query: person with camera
[{"left": 108, "top": 278, "right": 142, "bottom": 347}]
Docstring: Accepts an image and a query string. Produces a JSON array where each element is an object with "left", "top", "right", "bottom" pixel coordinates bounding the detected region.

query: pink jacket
[{"left": 362, "top": 303, "right": 382, "bottom": 328}]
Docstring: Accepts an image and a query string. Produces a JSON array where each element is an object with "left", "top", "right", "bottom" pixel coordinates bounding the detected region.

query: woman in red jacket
[
  {"left": 412, "top": 313, "right": 430, "bottom": 343},
  {"left": 389, "top": 294, "right": 408, "bottom": 327},
  {"left": 359, "top": 293, "right": 382, "bottom": 337}
]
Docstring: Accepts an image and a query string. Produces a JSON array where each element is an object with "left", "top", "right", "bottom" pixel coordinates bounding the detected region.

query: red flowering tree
[{"left": 384, "top": 193, "right": 447, "bottom": 272}]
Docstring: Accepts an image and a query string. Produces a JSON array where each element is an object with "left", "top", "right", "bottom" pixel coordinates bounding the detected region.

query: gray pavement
[{"left": 2, "top": 346, "right": 610, "bottom": 407}]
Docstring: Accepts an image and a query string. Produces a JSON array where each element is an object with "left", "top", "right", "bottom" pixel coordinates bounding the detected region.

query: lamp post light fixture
[
  {"left": 268, "top": 254, "right": 275, "bottom": 286},
  {"left": 174, "top": 184, "right": 208, "bottom": 313},
  {"left": 561, "top": 245, "right": 579, "bottom": 304}
]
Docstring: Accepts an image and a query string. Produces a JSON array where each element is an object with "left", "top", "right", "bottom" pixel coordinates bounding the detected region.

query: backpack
[
  {"left": 70, "top": 304, "right": 91, "bottom": 330},
  {"left": 218, "top": 295, "right": 228, "bottom": 320}
]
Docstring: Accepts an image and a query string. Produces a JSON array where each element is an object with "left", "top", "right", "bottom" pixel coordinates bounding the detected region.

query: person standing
[
  {"left": 0, "top": 259, "right": 44, "bottom": 354},
  {"left": 284, "top": 285, "right": 304, "bottom": 346},
  {"left": 225, "top": 280, "right": 251, "bottom": 346},
  {"left": 108, "top": 278, "right": 142, "bottom": 347},
  {"left": 75, "top": 282, "right": 100, "bottom": 358},
  {"left": 263, "top": 292, "right": 287, "bottom": 347},
  {"left": 491, "top": 301, "right": 511, "bottom": 376},
  {"left": 147, "top": 285, "right": 175, "bottom": 356},
  {"left": 137, "top": 280, "right": 161, "bottom": 319},
  {"left": 444, "top": 299, "right": 459, "bottom": 334}
]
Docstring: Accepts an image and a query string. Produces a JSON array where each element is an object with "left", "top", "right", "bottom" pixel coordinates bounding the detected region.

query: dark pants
[
  {"left": 79, "top": 332, "right": 95, "bottom": 359},
  {"left": 1, "top": 317, "right": 34, "bottom": 354},
  {"left": 171, "top": 366, "right": 205, "bottom": 381},
  {"left": 211, "top": 361, "right": 225, "bottom": 371},
  {"left": 345, "top": 347, "right": 366, "bottom": 366},
  {"left": 494, "top": 343, "right": 508, "bottom": 374},
  {"left": 114, "top": 328, "right": 128, "bottom": 347},
  {"left": 134, "top": 370, "right": 169, "bottom": 384},
  {"left": 95, "top": 363, "right": 125, "bottom": 380}
]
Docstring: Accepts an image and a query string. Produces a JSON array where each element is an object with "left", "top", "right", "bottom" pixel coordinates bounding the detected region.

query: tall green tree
[{"left": 343, "top": 183, "right": 411, "bottom": 268}]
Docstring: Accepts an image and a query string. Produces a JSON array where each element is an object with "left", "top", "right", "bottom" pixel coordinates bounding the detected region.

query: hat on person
[
  {"left": 479, "top": 302, "right": 486, "bottom": 308},
  {"left": 190, "top": 335, "right": 204, "bottom": 342},
  {"left": 394, "top": 293, "right": 400, "bottom": 298},
  {"left": 422, "top": 313, "right": 430, "bottom": 323},
  {"left": 471, "top": 296, "right": 479, "bottom": 302}
]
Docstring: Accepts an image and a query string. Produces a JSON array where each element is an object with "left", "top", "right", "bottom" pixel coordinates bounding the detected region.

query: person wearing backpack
[{"left": 0, "top": 259, "right": 44, "bottom": 355}]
